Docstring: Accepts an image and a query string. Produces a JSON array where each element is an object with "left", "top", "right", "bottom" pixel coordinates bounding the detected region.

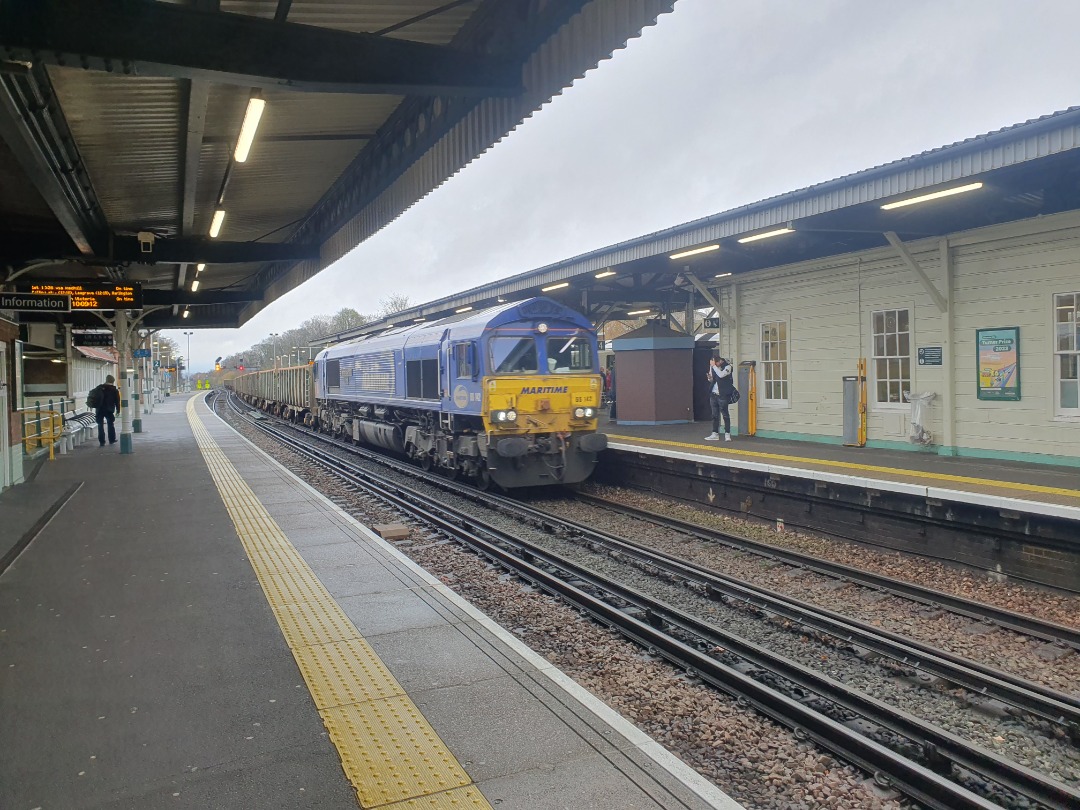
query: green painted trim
[
  {"left": 755, "top": 430, "right": 1080, "bottom": 468},
  {"left": 950, "top": 445, "right": 1080, "bottom": 469}
]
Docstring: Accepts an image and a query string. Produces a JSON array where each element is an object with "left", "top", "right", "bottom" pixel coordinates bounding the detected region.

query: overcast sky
[{"left": 166, "top": 0, "right": 1080, "bottom": 372}]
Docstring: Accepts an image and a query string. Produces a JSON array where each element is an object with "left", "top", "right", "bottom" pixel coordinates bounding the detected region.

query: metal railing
[{"left": 17, "top": 398, "right": 81, "bottom": 459}]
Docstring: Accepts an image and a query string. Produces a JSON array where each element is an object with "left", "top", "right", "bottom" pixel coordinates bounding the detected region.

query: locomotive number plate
[{"left": 572, "top": 393, "right": 591, "bottom": 405}]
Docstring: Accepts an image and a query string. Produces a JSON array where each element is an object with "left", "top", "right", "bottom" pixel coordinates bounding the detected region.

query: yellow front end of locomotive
[{"left": 483, "top": 374, "right": 602, "bottom": 433}]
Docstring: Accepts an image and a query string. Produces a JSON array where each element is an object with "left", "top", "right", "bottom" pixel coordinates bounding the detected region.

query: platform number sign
[{"left": 703, "top": 317, "right": 721, "bottom": 329}]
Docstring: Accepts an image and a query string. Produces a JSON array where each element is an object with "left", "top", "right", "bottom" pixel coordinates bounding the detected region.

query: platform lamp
[
  {"left": 183, "top": 331, "right": 194, "bottom": 391},
  {"left": 270, "top": 332, "right": 279, "bottom": 369}
]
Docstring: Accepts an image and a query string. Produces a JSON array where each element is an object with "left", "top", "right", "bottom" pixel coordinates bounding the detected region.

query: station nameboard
[
  {"left": 0, "top": 292, "right": 71, "bottom": 312},
  {"left": 73, "top": 332, "right": 114, "bottom": 347},
  {"left": 22, "top": 281, "right": 142, "bottom": 310}
]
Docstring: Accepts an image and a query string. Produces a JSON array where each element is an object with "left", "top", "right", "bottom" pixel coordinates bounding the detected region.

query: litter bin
[{"left": 905, "top": 391, "right": 936, "bottom": 445}]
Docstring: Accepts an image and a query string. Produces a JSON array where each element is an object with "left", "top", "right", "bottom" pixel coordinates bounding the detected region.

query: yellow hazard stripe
[
  {"left": 187, "top": 398, "right": 492, "bottom": 809},
  {"left": 607, "top": 433, "right": 1080, "bottom": 501}
]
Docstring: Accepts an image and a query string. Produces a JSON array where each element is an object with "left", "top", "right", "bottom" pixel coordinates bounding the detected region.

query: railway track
[{"left": 214, "top": 391, "right": 1080, "bottom": 809}]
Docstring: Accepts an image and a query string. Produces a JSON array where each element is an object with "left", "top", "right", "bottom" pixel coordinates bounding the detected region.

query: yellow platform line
[
  {"left": 608, "top": 433, "right": 1080, "bottom": 501},
  {"left": 187, "top": 399, "right": 492, "bottom": 809}
]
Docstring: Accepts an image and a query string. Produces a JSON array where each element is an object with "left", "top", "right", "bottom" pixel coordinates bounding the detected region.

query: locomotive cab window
[
  {"left": 545, "top": 333, "right": 594, "bottom": 373},
  {"left": 491, "top": 336, "right": 538, "bottom": 374},
  {"left": 454, "top": 342, "right": 476, "bottom": 379},
  {"left": 325, "top": 358, "right": 341, "bottom": 392}
]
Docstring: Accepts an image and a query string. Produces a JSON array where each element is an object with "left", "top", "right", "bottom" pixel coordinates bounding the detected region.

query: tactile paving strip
[
  {"left": 188, "top": 399, "right": 492, "bottom": 809},
  {"left": 322, "top": 698, "right": 472, "bottom": 807}
]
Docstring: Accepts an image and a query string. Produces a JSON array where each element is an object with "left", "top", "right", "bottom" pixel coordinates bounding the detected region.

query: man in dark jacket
[
  {"left": 94, "top": 374, "right": 121, "bottom": 446},
  {"left": 705, "top": 355, "right": 734, "bottom": 442}
]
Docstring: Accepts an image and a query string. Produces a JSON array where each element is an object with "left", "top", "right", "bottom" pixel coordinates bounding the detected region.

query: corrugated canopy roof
[
  {"left": 333, "top": 105, "right": 1080, "bottom": 336},
  {"left": 0, "top": 0, "right": 675, "bottom": 329}
]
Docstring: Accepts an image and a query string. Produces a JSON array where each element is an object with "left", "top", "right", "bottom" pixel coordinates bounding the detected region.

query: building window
[
  {"left": 872, "top": 308, "right": 910, "bottom": 404},
  {"left": 760, "top": 320, "right": 788, "bottom": 403},
  {"left": 1056, "top": 293, "right": 1079, "bottom": 413}
]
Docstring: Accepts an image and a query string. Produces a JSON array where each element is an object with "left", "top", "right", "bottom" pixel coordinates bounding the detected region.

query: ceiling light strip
[
  {"left": 880, "top": 182, "right": 984, "bottom": 210},
  {"left": 737, "top": 227, "right": 793, "bottom": 244},
  {"left": 234, "top": 96, "right": 266, "bottom": 163},
  {"left": 542, "top": 282, "right": 569, "bottom": 292},
  {"left": 669, "top": 244, "right": 719, "bottom": 260}
]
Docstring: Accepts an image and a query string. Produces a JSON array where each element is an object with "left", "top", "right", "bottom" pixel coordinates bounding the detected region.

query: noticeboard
[
  {"left": 22, "top": 281, "right": 142, "bottom": 310},
  {"left": 976, "top": 327, "right": 1020, "bottom": 401}
]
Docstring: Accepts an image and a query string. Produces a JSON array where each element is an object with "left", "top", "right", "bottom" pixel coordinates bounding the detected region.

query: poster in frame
[{"left": 976, "top": 326, "right": 1020, "bottom": 401}]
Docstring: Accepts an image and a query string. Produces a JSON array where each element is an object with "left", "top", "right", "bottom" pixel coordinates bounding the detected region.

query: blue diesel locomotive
[{"left": 311, "top": 297, "right": 607, "bottom": 488}]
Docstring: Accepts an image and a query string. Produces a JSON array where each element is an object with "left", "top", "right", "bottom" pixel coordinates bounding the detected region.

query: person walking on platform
[
  {"left": 90, "top": 374, "right": 121, "bottom": 446},
  {"left": 705, "top": 355, "right": 734, "bottom": 442}
]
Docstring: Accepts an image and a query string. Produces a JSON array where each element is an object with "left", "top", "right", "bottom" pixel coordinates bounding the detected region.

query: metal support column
[{"left": 115, "top": 310, "right": 134, "bottom": 454}]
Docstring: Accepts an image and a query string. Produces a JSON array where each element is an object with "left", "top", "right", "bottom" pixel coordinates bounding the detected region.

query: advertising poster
[{"left": 976, "top": 327, "right": 1020, "bottom": 401}]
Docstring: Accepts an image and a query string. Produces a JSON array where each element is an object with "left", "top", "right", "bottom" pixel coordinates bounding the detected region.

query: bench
[{"left": 60, "top": 409, "right": 99, "bottom": 451}]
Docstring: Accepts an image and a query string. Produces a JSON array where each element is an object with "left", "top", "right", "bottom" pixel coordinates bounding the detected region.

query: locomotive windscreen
[{"left": 326, "top": 358, "right": 340, "bottom": 391}]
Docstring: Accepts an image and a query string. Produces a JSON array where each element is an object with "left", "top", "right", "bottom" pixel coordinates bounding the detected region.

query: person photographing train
[{"left": 705, "top": 355, "right": 734, "bottom": 442}]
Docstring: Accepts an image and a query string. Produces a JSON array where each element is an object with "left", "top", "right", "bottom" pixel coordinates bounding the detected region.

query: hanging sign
[
  {"left": 74, "top": 332, "right": 114, "bottom": 347},
  {"left": 0, "top": 292, "right": 70, "bottom": 312},
  {"left": 21, "top": 281, "right": 142, "bottom": 310},
  {"left": 132, "top": 348, "right": 151, "bottom": 358},
  {"left": 976, "top": 327, "right": 1020, "bottom": 401}
]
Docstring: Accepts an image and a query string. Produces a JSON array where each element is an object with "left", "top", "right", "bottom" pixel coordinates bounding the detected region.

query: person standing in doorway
[
  {"left": 705, "top": 355, "right": 733, "bottom": 441},
  {"left": 94, "top": 374, "right": 121, "bottom": 446}
]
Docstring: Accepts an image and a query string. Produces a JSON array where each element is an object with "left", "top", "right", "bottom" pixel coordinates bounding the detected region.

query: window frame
[
  {"left": 1053, "top": 292, "right": 1080, "bottom": 418},
  {"left": 869, "top": 305, "right": 913, "bottom": 411},
  {"left": 758, "top": 318, "right": 790, "bottom": 408}
]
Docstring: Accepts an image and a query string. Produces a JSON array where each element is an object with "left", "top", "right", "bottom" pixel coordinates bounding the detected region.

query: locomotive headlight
[
  {"left": 537, "top": 323, "right": 549, "bottom": 334},
  {"left": 574, "top": 407, "right": 585, "bottom": 418},
  {"left": 584, "top": 407, "right": 595, "bottom": 418},
  {"left": 506, "top": 409, "right": 517, "bottom": 421},
  {"left": 492, "top": 410, "right": 517, "bottom": 423}
]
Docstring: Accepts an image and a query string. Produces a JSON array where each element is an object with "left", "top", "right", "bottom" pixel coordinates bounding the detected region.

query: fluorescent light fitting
[
  {"left": 669, "top": 244, "right": 719, "bottom": 260},
  {"left": 191, "top": 279, "right": 200, "bottom": 292},
  {"left": 51, "top": 358, "right": 63, "bottom": 363},
  {"left": 233, "top": 97, "right": 266, "bottom": 163},
  {"left": 413, "top": 317, "right": 426, "bottom": 322},
  {"left": 542, "top": 282, "right": 569, "bottom": 292},
  {"left": 595, "top": 270, "right": 616, "bottom": 279},
  {"left": 182, "top": 308, "right": 190, "bottom": 319},
  {"left": 714, "top": 272, "right": 732, "bottom": 278},
  {"left": 880, "top": 182, "right": 984, "bottom": 210},
  {"left": 196, "top": 263, "right": 205, "bottom": 273},
  {"left": 209, "top": 208, "right": 225, "bottom": 238},
  {"left": 627, "top": 309, "right": 651, "bottom": 316},
  {"left": 738, "top": 227, "right": 793, "bottom": 243},
  {"left": 455, "top": 306, "right": 473, "bottom": 313}
]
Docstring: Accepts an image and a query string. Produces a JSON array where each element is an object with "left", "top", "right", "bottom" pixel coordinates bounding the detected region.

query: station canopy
[
  {"left": 0, "top": 0, "right": 674, "bottom": 329},
  {"left": 333, "top": 106, "right": 1080, "bottom": 339}
]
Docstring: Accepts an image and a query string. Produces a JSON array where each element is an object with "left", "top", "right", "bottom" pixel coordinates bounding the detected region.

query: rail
[
  {"left": 215, "top": 390, "right": 1079, "bottom": 810},
  {"left": 18, "top": 406, "right": 63, "bottom": 460}
]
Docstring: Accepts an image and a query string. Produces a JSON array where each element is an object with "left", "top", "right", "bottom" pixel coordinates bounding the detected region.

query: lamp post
[
  {"left": 183, "top": 331, "right": 193, "bottom": 392},
  {"left": 270, "top": 333, "right": 279, "bottom": 369}
]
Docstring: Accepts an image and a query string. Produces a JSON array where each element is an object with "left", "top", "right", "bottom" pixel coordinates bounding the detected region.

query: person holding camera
[{"left": 705, "top": 355, "right": 734, "bottom": 441}]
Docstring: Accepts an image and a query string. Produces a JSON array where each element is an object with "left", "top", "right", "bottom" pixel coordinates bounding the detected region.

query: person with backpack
[
  {"left": 88, "top": 375, "right": 121, "bottom": 446},
  {"left": 704, "top": 355, "right": 735, "bottom": 442}
]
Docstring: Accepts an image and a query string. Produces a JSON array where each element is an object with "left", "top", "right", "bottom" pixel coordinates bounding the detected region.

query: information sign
[
  {"left": 22, "top": 281, "right": 142, "bottom": 310},
  {"left": 73, "top": 332, "right": 114, "bottom": 347},
  {"left": 917, "top": 346, "right": 942, "bottom": 366},
  {"left": 0, "top": 292, "right": 70, "bottom": 312},
  {"left": 133, "top": 348, "right": 151, "bottom": 358},
  {"left": 703, "top": 317, "right": 722, "bottom": 329},
  {"left": 976, "top": 327, "right": 1021, "bottom": 401}
]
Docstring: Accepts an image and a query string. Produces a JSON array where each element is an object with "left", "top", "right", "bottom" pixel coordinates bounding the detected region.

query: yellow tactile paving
[
  {"left": 322, "top": 698, "right": 473, "bottom": 807},
  {"left": 187, "top": 399, "right": 492, "bottom": 809},
  {"left": 609, "top": 433, "right": 1080, "bottom": 503},
  {"left": 292, "top": 638, "right": 406, "bottom": 710},
  {"left": 378, "top": 786, "right": 492, "bottom": 809}
]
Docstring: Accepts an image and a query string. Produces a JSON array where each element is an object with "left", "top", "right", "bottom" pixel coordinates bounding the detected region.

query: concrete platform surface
[{"left": 0, "top": 393, "right": 742, "bottom": 810}]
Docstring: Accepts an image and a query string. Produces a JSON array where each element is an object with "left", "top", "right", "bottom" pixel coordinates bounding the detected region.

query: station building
[{"left": 343, "top": 107, "right": 1080, "bottom": 468}]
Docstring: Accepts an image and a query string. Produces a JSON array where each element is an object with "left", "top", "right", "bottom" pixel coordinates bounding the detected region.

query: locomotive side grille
[{"left": 344, "top": 351, "right": 395, "bottom": 394}]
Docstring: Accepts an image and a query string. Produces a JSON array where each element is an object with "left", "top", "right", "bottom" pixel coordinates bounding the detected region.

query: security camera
[{"left": 137, "top": 231, "right": 156, "bottom": 253}]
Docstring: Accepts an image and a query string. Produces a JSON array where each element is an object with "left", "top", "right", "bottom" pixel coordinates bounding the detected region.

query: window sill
[
  {"left": 758, "top": 401, "right": 791, "bottom": 410},
  {"left": 1052, "top": 414, "right": 1080, "bottom": 423}
]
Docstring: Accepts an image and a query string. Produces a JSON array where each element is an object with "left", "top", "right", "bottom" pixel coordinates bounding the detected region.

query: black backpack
[{"left": 86, "top": 385, "right": 103, "bottom": 409}]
